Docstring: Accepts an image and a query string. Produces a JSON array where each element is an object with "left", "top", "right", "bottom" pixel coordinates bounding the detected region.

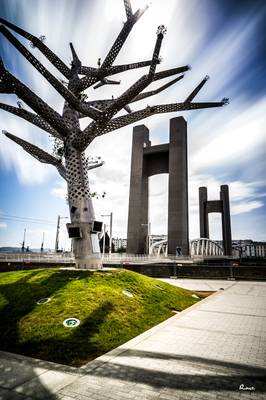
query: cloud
[
  {"left": 190, "top": 97, "right": 266, "bottom": 173},
  {"left": 0, "top": 0, "right": 265, "bottom": 245},
  {"left": 0, "top": 109, "right": 56, "bottom": 185},
  {"left": 231, "top": 201, "right": 263, "bottom": 215},
  {"left": 51, "top": 180, "right": 67, "bottom": 200},
  {"left": 0, "top": 222, "right": 7, "bottom": 229}
]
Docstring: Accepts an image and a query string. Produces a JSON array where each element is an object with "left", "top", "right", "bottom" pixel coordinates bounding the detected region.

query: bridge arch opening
[
  {"left": 208, "top": 213, "right": 223, "bottom": 241},
  {"left": 149, "top": 174, "right": 168, "bottom": 236}
]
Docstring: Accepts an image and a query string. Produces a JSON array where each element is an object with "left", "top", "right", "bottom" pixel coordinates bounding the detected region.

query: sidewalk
[{"left": 1, "top": 280, "right": 265, "bottom": 399}]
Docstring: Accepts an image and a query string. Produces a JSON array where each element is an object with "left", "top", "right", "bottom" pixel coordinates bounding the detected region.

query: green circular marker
[{"left": 63, "top": 318, "right": 80, "bottom": 328}]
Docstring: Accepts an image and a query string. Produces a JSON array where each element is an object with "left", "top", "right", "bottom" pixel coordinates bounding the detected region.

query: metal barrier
[
  {"left": 0, "top": 253, "right": 74, "bottom": 263},
  {"left": 0, "top": 252, "right": 233, "bottom": 265}
]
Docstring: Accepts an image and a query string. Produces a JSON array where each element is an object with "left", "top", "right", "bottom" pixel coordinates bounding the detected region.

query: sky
[{"left": 0, "top": 0, "right": 265, "bottom": 250}]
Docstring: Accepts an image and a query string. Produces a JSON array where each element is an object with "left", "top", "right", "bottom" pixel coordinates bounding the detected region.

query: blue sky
[{"left": 0, "top": 0, "right": 265, "bottom": 250}]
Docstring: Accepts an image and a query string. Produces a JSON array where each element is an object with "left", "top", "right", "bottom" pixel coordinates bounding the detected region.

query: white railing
[
  {"left": 190, "top": 238, "right": 224, "bottom": 256},
  {"left": 0, "top": 252, "right": 74, "bottom": 263},
  {"left": 102, "top": 253, "right": 192, "bottom": 263},
  {"left": 0, "top": 252, "right": 191, "bottom": 264},
  {"left": 0, "top": 250, "right": 231, "bottom": 265}
]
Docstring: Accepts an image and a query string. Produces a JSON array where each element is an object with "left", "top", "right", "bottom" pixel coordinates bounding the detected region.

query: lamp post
[
  {"left": 101, "top": 212, "right": 113, "bottom": 254},
  {"left": 102, "top": 223, "right": 106, "bottom": 257},
  {"left": 21, "top": 228, "right": 26, "bottom": 252},
  {"left": 41, "top": 232, "right": 45, "bottom": 253},
  {"left": 55, "top": 215, "right": 68, "bottom": 253},
  {"left": 141, "top": 222, "right": 151, "bottom": 255}
]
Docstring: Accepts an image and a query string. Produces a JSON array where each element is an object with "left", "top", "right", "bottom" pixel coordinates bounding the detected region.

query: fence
[
  {"left": 0, "top": 253, "right": 74, "bottom": 264},
  {"left": 0, "top": 252, "right": 234, "bottom": 265}
]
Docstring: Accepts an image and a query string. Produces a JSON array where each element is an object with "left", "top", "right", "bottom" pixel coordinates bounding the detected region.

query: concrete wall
[{"left": 123, "top": 264, "right": 266, "bottom": 280}]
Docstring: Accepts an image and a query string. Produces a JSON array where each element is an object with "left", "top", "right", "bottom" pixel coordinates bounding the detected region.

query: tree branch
[
  {"left": 96, "top": 26, "right": 166, "bottom": 121},
  {"left": 0, "top": 62, "right": 71, "bottom": 137},
  {"left": 93, "top": 78, "right": 121, "bottom": 90},
  {"left": 0, "top": 81, "right": 12, "bottom": 93},
  {"left": 87, "top": 161, "right": 105, "bottom": 171},
  {"left": 0, "top": 102, "right": 62, "bottom": 139},
  {"left": 100, "top": 5, "right": 149, "bottom": 70},
  {"left": 124, "top": 0, "right": 133, "bottom": 19},
  {"left": 77, "top": 60, "right": 161, "bottom": 92},
  {"left": 78, "top": 75, "right": 184, "bottom": 118},
  {"left": 184, "top": 75, "right": 209, "bottom": 103},
  {"left": 0, "top": 17, "right": 71, "bottom": 79},
  {"left": 107, "top": 59, "right": 161, "bottom": 76},
  {"left": 153, "top": 65, "right": 190, "bottom": 81},
  {"left": 74, "top": 98, "right": 227, "bottom": 151},
  {"left": 131, "top": 75, "right": 184, "bottom": 103},
  {"left": 76, "top": 3, "right": 149, "bottom": 92},
  {"left": 101, "top": 100, "right": 228, "bottom": 134},
  {"left": 3, "top": 130, "right": 66, "bottom": 179},
  {"left": 0, "top": 26, "right": 101, "bottom": 120}
]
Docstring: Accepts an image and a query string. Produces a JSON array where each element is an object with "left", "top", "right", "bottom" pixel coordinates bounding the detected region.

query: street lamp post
[
  {"left": 101, "top": 212, "right": 113, "bottom": 254},
  {"left": 55, "top": 215, "right": 68, "bottom": 253},
  {"left": 21, "top": 228, "right": 26, "bottom": 252},
  {"left": 102, "top": 223, "right": 106, "bottom": 257},
  {"left": 141, "top": 222, "right": 151, "bottom": 255},
  {"left": 41, "top": 232, "right": 45, "bottom": 253}
]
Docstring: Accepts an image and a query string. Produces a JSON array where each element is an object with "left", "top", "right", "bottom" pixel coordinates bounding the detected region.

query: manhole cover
[
  {"left": 122, "top": 290, "right": 133, "bottom": 298},
  {"left": 37, "top": 297, "right": 51, "bottom": 305},
  {"left": 63, "top": 318, "right": 80, "bottom": 328}
]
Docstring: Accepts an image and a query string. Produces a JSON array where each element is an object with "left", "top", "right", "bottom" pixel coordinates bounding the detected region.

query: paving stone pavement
[{"left": 1, "top": 280, "right": 265, "bottom": 399}]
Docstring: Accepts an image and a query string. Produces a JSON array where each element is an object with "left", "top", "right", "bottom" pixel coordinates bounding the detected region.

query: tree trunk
[
  {"left": 65, "top": 146, "right": 102, "bottom": 269},
  {"left": 63, "top": 102, "right": 102, "bottom": 269}
]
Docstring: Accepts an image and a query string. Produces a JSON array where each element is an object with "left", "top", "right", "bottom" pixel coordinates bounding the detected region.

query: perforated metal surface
[
  {"left": 0, "top": 102, "right": 61, "bottom": 138},
  {"left": 3, "top": 131, "right": 66, "bottom": 180}
]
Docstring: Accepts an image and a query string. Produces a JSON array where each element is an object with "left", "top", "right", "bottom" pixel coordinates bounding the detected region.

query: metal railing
[
  {"left": 0, "top": 252, "right": 190, "bottom": 264},
  {"left": 0, "top": 252, "right": 74, "bottom": 263},
  {"left": 0, "top": 252, "right": 234, "bottom": 264}
]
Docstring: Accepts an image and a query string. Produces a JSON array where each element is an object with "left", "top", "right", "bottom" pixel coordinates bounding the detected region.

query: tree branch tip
[
  {"left": 157, "top": 25, "right": 167, "bottom": 36},
  {"left": 204, "top": 75, "right": 210, "bottom": 81},
  {"left": 222, "top": 98, "right": 230, "bottom": 105}
]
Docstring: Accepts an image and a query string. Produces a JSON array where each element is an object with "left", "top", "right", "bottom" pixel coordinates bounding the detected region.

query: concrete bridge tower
[{"left": 127, "top": 117, "right": 189, "bottom": 255}]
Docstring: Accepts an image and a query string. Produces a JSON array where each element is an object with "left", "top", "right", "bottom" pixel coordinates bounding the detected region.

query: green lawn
[{"left": 0, "top": 268, "right": 203, "bottom": 366}]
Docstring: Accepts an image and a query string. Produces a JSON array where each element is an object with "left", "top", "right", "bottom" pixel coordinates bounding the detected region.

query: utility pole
[
  {"left": 55, "top": 216, "right": 68, "bottom": 252},
  {"left": 21, "top": 228, "right": 26, "bottom": 252},
  {"left": 55, "top": 215, "right": 60, "bottom": 253},
  {"left": 41, "top": 232, "right": 45, "bottom": 253},
  {"left": 101, "top": 212, "right": 113, "bottom": 254},
  {"left": 141, "top": 222, "right": 151, "bottom": 254},
  {"left": 109, "top": 212, "right": 113, "bottom": 254},
  {"left": 102, "top": 224, "right": 106, "bottom": 257}
]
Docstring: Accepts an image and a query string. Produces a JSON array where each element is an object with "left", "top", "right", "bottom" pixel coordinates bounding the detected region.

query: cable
[
  {"left": 0, "top": 216, "right": 55, "bottom": 226},
  {"left": 0, "top": 213, "right": 55, "bottom": 223}
]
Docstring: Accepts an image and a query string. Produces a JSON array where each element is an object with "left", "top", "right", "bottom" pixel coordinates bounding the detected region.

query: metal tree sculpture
[{"left": 0, "top": 0, "right": 228, "bottom": 269}]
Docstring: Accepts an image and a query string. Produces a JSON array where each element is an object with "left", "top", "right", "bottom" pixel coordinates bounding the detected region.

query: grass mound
[{"left": 0, "top": 268, "right": 202, "bottom": 366}]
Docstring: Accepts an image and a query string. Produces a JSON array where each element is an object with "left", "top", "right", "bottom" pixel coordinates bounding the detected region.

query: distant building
[{"left": 112, "top": 238, "right": 127, "bottom": 252}]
